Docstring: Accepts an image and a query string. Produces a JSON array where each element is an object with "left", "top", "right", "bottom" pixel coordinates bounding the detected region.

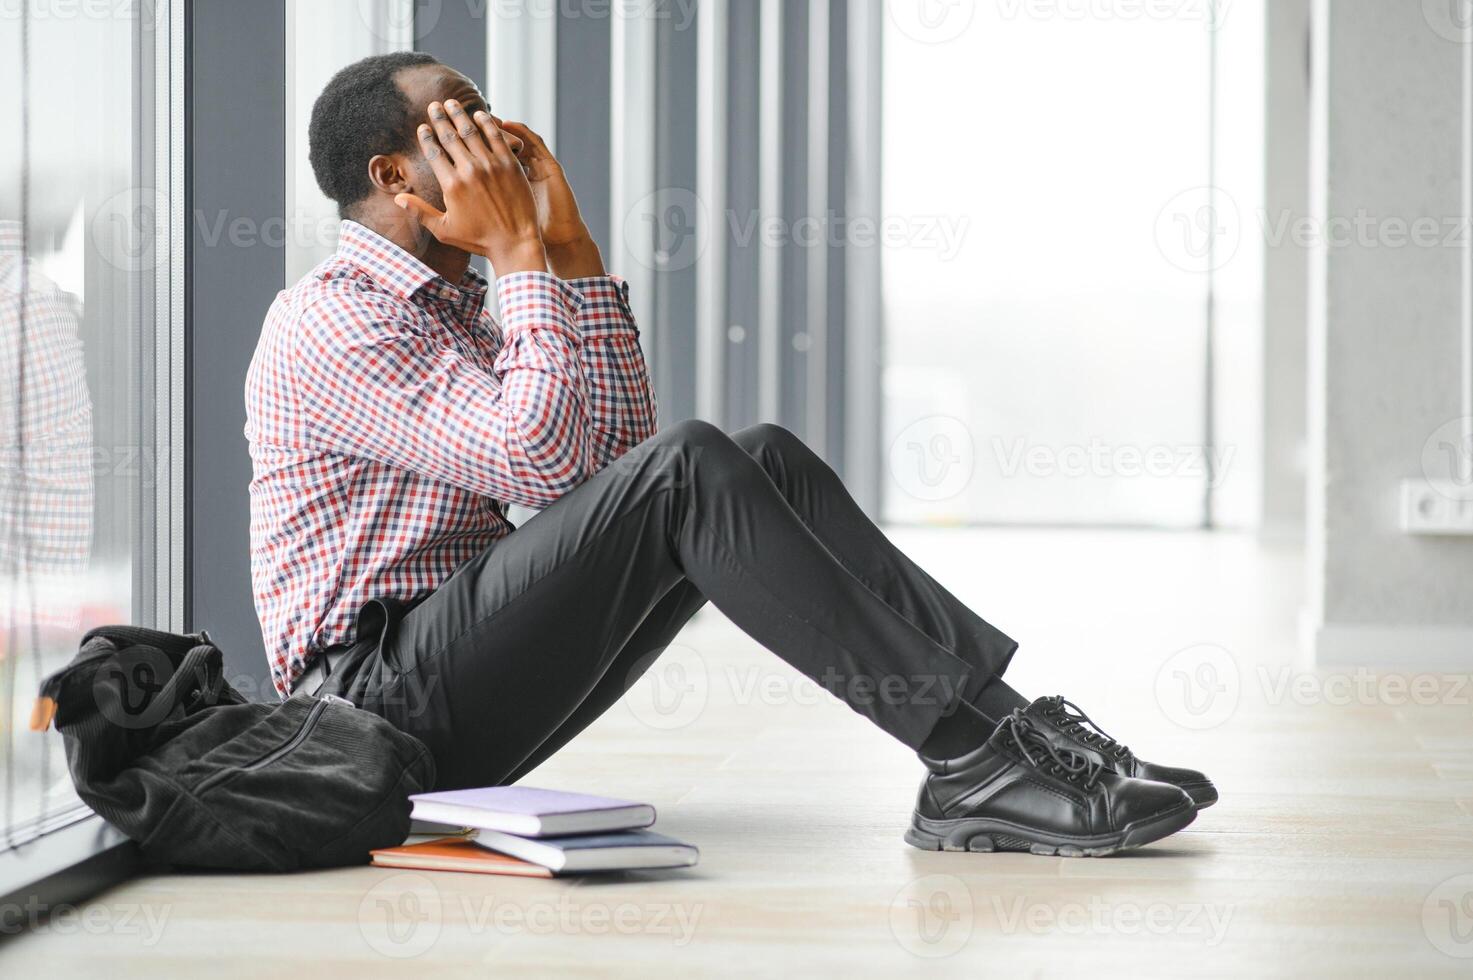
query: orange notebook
[{"left": 371, "top": 837, "right": 554, "bottom": 877}]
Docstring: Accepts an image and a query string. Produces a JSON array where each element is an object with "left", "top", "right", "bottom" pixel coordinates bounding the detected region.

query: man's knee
[
  {"left": 645, "top": 419, "right": 815, "bottom": 485},
  {"left": 731, "top": 422, "right": 806, "bottom": 457},
  {"left": 636, "top": 418, "right": 748, "bottom": 483},
  {"left": 658, "top": 417, "right": 729, "bottom": 450},
  {"left": 730, "top": 424, "right": 826, "bottom": 485}
]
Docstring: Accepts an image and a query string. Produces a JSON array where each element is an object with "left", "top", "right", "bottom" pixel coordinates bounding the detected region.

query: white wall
[
  {"left": 1307, "top": 0, "right": 1473, "bottom": 665},
  {"left": 1260, "top": 0, "right": 1310, "bottom": 538}
]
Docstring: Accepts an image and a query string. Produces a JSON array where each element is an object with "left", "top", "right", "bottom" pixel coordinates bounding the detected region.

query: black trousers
[{"left": 326, "top": 421, "right": 1017, "bottom": 790}]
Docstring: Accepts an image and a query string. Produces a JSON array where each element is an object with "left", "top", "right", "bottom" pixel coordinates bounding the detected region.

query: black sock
[
  {"left": 972, "top": 674, "right": 1029, "bottom": 727},
  {"left": 919, "top": 676, "right": 1031, "bottom": 762}
]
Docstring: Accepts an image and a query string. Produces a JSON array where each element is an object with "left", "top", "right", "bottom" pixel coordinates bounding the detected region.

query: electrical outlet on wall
[{"left": 1400, "top": 479, "right": 1473, "bottom": 535}]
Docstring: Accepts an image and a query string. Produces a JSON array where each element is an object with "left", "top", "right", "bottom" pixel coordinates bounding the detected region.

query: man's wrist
[
  {"left": 488, "top": 240, "right": 549, "bottom": 277},
  {"left": 545, "top": 236, "right": 606, "bottom": 280}
]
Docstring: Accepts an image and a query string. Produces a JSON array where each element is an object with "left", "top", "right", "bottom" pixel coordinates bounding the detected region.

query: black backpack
[{"left": 34, "top": 625, "right": 435, "bottom": 872}]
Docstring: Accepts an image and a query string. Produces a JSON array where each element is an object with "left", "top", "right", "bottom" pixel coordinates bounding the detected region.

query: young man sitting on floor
[{"left": 245, "top": 53, "right": 1216, "bottom": 857}]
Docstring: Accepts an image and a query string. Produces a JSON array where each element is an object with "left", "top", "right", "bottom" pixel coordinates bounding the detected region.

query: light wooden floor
[{"left": 4, "top": 528, "right": 1472, "bottom": 977}]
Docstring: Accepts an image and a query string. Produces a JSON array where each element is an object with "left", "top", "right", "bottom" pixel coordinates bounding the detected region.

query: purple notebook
[
  {"left": 473, "top": 828, "right": 699, "bottom": 873},
  {"left": 409, "top": 786, "right": 657, "bottom": 838}
]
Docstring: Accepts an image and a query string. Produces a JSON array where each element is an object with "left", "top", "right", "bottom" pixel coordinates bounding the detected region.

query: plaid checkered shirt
[{"left": 245, "top": 220, "right": 657, "bottom": 697}]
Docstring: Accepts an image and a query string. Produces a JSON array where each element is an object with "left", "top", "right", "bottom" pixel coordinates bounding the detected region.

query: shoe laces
[
  {"left": 1040, "top": 695, "right": 1134, "bottom": 764},
  {"left": 1002, "top": 711, "right": 1102, "bottom": 791}
]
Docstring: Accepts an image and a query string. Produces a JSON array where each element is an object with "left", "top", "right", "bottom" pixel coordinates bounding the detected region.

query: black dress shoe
[
  {"left": 906, "top": 712, "right": 1196, "bottom": 857},
  {"left": 1024, "top": 695, "right": 1219, "bottom": 809}
]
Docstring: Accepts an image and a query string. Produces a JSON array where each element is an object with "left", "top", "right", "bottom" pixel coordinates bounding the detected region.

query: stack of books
[{"left": 371, "top": 786, "right": 699, "bottom": 877}]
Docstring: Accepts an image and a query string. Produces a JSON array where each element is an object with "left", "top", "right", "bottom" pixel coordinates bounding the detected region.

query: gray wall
[
  {"left": 1307, "top": 0, "right": 1473, "bottom": 664},
  {"left": 187, "top": 0, "right": 286, "bottom": 690},
  {"left": 556, "top": 13, "right": 613, "bottom": 253}
]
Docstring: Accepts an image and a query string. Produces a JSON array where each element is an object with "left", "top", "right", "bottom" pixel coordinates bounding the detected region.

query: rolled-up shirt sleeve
[
  {"left": 565, "top": 275, "right": 658, "bottom": 467},
  {"left": 293, "top": 271, "right": 594, "bottom": 508}
]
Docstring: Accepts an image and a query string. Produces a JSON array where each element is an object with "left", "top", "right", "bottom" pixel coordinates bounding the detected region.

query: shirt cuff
[
  {"left": 564, "top": 275, "right": 639, "bottom": 337},
  {"left": 496, "top": 270, "right": 584, "bottom": 340}
]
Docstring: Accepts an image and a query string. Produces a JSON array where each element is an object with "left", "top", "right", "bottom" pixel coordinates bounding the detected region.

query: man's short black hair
[{"left": 309, "top": 51, "right": 441, "bottom": 217}]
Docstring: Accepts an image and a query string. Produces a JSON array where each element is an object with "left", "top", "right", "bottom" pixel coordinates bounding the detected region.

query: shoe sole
[{"left": 903, "top": 799, "right": 1197, "bottom": 858}]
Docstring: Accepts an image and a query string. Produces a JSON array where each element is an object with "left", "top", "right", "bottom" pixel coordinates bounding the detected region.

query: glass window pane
[
  {"left": 1209, "top": 1, "right": 1266, "bottom": 528},
  {"left": 1, "top": 6, "right": 162, "bottom": 841},
  {"left": 285, "top": 0, "right": 413, "bottom": 284},
  {"left": 882, "top": 8, "right": 1218, "bottom": 526}
]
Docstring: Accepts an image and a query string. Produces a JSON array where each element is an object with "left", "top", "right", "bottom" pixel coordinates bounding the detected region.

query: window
[
  {"left": 285, "top": 0, "right": 413, "bottom": 284},
  {"left": 1, "top": 0, "right": 181, "bottom": 855},
  {"left": 882, "top": 2, "right": 1264, "bottom": 527}
]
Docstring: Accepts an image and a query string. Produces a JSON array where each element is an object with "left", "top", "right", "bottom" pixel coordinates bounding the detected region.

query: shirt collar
[{"left": 335, "top": 219, "right": 489, "bottom": 307}]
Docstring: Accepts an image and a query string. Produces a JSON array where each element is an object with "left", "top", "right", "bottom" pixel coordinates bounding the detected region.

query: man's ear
[{"left": 367, "top": 153, "right": 412, "bottom": 195}]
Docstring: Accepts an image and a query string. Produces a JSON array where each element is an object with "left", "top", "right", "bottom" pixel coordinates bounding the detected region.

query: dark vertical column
[
  {"left": 186, "top": 0, "right": 286, "bottom": 691},
  {"left": 556, "top": 11, "right": 613, "bottom": 253},
  {"left": 824, "top": 0, "right": 850, "bottom": 476},
  {"left": 724, "top": 0, "right": 763, "bottom": 429},
  {"left": 842, "top": 0, "right": 883, "bottom": 516},
  {"left": 777, "top": 0, "right": 812, "bottom": 442},
  {"left": 652, "top": 0, "right": 700, "bottom": 424},
  {"left": 416, "top": 0, "right": 487, "bottom": 93}
]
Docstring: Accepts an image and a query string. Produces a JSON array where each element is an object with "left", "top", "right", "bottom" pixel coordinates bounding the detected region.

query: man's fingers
[
  {"left": 427, "top": 101, "right": 472, "bottom": 167},
  {"left": 444, "top": 100, "right": 492, "bottom": 166},
  {"left": 497, "top": 121, "right": 546, "bottom": 171},
  {"left": 394, "top": 193, "right": 446, "bottom": 232},
  {"left": 500, "top": 120, "right": 549, "bottom": 157},
  {"left": 416, "top": 124, "right": 457, "bottom": 184},
  {"left": 498, "top": 121, "right": 562, "bottom": 182},
  {"left": 472, "top": 110, "right": 516, "bottom": 166}
]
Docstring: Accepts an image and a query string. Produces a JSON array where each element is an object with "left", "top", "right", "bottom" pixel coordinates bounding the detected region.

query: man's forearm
[{"left": 546, "top": 235, "right": 606, "bottom": 280}]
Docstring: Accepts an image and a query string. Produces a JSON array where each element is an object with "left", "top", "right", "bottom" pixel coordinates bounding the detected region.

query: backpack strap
[
  {"left": 81, "top": 624, "right": 212, "bottom": 658},
  {"left": 32, "top": 625, "right": 221, "bottom": 731}
]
